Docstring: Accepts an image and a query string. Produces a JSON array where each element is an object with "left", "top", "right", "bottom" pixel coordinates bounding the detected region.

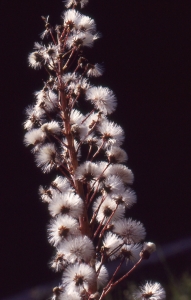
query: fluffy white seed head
[
  {"left": 50, "top": 250, "right": 67, "bottom": 272},
  {"left": 93, "top": 196, "right": 125, "bottom": 225},
  {"left": 86, "top": 86, "right": 117, "bottom": 115},
  {"left": 57, "top": 235, "right": 95, "bottom": 263},
  {"left": 64, "top": 0, "right": 89, "bottom": 9},
  {"left": 50, "top": 176, "right": 74, "bottom": 194},
  {"left": 62, "top": 9, "right": 82, "bottom": 29},
  {"left": 75, "top": 161, "right": 99, "bottom": 183},
  {"left": 35, "top": 143, "right": 61, "bottom": 173},
  {"left": 43, "top": 44, "right": 58, "bottom": 62},
  {"left": 102, "top": 175, "right": 125, "bottom": 195},
  {"left": 39, "top": 185, "right": 54, "bottom": 203},
  {"left": 28, "top": 51, "right": 44, "bottom": 69},
  {"left": 67, "top": 32, "right": 95, "bottom": 49},
  {"left": 34, "top": 89, "right": 58, "bottom": 116},
  {"left": 70, "top": 109, "right": 85, "bottom": 125},
  {"left": 48, "top": 215, "right": 80, "bottom": 246},
  {"left": 134, "top": 282, "right": 166, "bottom": 300},
  {"left": 48, "top": 191, "right": 84, "bottom": 218},
  {"left": 62, "top": 72, "right": 77, "bottom": 84},
  {"left": 78, "top": 16, "right": 96, "bottom": 33},
  {"left": 62, "top": 263, "right": 96, "bottom": 294},
  {"left": 97, "top": 120, "right": 124, "bottom": 147},
  {"left": 111, "top": 189, "right": 137, "bottom": 208},
  {"left": 106, "top": 146, "right": 128, "bottom": 163},
  {"left": 24, "top": 128, "right": 45, "bottom": 146},
  {"left": 24, "top": 105, "right": 42, "bottom": 130},
  {"left": 86, "top": 63, "right": 104, "bottom": 78},
  {"left": 112, "top": 218, "right": 146, "bottom": 244},
  {"left": 106, "top": 164, "right": 134, "bottom": 185},
  {"left": 41, "top": 121, "right": 61, "bottom": 135},
  {"left": 119, "top": 243, "right": 142, "bottom": 263},
  {"left": 102, "top": 232, "right": 123, "bottom": 260},
  {"left": 71, "top": 123, "right": 89, "bottom": 141}
]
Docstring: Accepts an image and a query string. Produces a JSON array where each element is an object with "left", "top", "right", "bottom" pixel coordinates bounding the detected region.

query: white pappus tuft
[
  {"left": 57, "top": 235, "right": 95, "bottom": 263},
  {"left": 78, "top": 15, "right": 96, "bottom": 33},
  {"left": 102, "top": 232, "right": 123, "bottom": 260},
  {"left": 106, "top": 146, "right": 128, "bottom": 163},
  {"left": 111, "top": 188, "right": 137, "bottom": 208},
  {"left": 67, "top": 32, "right": 96, "bottom": 49},
  {"left": 39, "top": 185, "right": 54, "bottom": 203},
  {"left": 24, "top": 128, "right": 45, "bottom": 146},
  {"left": 106, "top": 164, "right": 134, "bottom": 185},
  {"left": 34, "top": 89, "right": 58, "bottom": 116},
  {"left": 112, "top": 218, "right": 146, "bottom": 244},
  {"left": 64, "top": 0, "right": 89, "bottom": 9},
  {"left": 41, "top": 121, "right": 61, "bottom": 135},
  {"left": 28, "top": 51, "right": 45, "bottom": 69},
  {"left": 93, "top": 196, "right": 125, "bottom": 225},
  {"left": 119, "top": 243, "right": 142, "bottom": 263},
  {"left": 75, "top": 161, "right": 99, "bottom": 184},
  {"left": 70, "top": 109, "right": 85, "bottom": 125},
  {"left": 102, "top": 175, "right": 125, "bottom": 195},
  {"left": 50, "top": 176, "right": 74, "bottom": 193},
  {"left": 86, "top": 86, "right": 117, "bottom": 115},
  {"left": 62, "top": 262, "right": 96, "bottom": 294},
  {"left": 48, "top": 191, "right": 84, "bottom": 218},
  {"left": 35, "top": 143, "right": 61, "bottom": 173},
  {"left": 97, "top": 120, "right": 124, "bottom": 147},
  {"left": 86, "top": 63, "right": 104, "bottom": 78},
  {"left": 24, "top": 105, "right": 42, "bottom": 130},
  {"left": 50, "top": 250, "right": 67, "bottom": 272},
  {"left": 133, "top": 282, "right": 166, "bottom": 300},
  {"left": 62, "top": 9, "right": 82, "bottom": 29},
  {"left": 48, "top": 214, "right": 80, "bottom": 246}
]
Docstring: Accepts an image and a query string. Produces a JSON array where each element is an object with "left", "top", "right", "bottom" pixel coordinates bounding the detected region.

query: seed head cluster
[{"left": 24, "top": 1, "right": 165, "bottom": 299}]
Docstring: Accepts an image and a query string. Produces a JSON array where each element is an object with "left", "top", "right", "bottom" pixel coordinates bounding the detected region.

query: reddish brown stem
[
  {"left": 105, "top": 257, "right": 125, "bottom": 290},
  {"left": 87, "top": 144, "right": 92, "bottom": 161},
  {"left": 62, "top": 47, "right": 76, "bottom": 71},
  {"left": 50, "top": 29, "right": 57, "bottom": 45},
  {"left": 81, "top": 109, "right": 95, "bottom": 124},
  {"left": 58, "top": 67, "right": 92, "bottom": 238},
  {"left": 100, "top": 257, "right": 143, "bottom": 300},
  {"left": 90, "top": 195, "right": 106, "bottom": 225},
  {"left": 87, "top": 182, "right": 100, "bottom": 209},
  {"left": 91, "top": 141, "right": 105, "bottom": 162},
  {"left": 93, "top": 216, "right": 105, "bottom": 239},
  {"left": 99, "top": 204, "right": 119, "bottom": 238},
  {"left": 59, "top": 27, "right": 67, "bottom": 41}
]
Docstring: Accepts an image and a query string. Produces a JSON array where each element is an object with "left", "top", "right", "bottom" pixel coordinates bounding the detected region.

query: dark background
[{"left": 0, "top": 0, "right": 191, "bottom": 298}]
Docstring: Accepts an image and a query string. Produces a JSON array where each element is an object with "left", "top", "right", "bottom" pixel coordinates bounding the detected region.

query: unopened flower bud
[
  {"left": 53, "top": 286, "right": 62, "bottom": 295},
  {"left": 140, "top": 242, "right": 156, "bottom": 259}
]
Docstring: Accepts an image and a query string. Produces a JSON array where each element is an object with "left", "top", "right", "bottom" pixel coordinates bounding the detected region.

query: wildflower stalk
[{"left": 24, "top": 1, "right": 166, "bottom": 299}]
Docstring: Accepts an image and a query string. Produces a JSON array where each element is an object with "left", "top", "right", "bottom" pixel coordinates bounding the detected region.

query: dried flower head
[{"left": 134, "top": 282, "right": 166, "bottom": 300}]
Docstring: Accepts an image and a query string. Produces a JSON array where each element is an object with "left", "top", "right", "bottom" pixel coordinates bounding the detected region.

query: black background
[{"left": 0, "top": 0, "right": 191, "bottom": 298}]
